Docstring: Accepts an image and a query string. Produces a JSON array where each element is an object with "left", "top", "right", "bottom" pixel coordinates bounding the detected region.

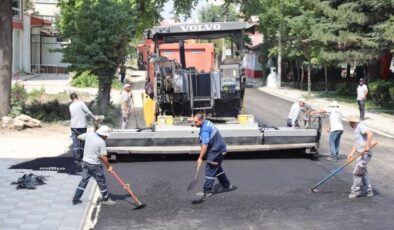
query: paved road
[{"left": 95, "top": 88, "right": 394, "bottom": 230}]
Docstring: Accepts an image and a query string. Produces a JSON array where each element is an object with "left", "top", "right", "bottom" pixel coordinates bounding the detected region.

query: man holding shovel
[
  {"left": 121, "top": 84, "right": 132, "bottom": 129},
  {"left": 347, "top": 115, "right": 374, "bottom": 199},
  {"left": 193, "top": 113, "right": 233, "bottom": 197},
  {"left": 72, "top": 125, "right": 116, "bottom": 205}
]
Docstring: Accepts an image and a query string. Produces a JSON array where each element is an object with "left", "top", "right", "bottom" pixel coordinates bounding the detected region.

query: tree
[
  {"left": 24, "top": 0, "right": 39, "bottom": 16},
  {"left": 199, "top": 3, "right": 238, "bottom": 23},
  {"left": 0, "top": 0, "right": 13, "bottom": 117},
  {"left": 58, "top": 0, "right": 135, "bottom": 113},
  {"left": 58, "top": 0, "right": 199, "bottom": 113}
]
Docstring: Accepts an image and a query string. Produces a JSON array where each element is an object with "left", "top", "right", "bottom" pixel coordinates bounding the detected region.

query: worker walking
[
  {"left": 357, "top": 78, "right": 368, "bottom": 121},
  {"left": 72, "top": 125, "right": 117, "bottom": 205},
  {"left": 69, "top": 93, "right": 97, "bottom": 164},
  {"left": 311, "top": 101, "right": 344, "bottom": 161},
  {"left": 287, "top": 99, "right": 305, "bottom": 128},
  {"left": 347, "top": 115, "right": 374, "bottom": 199},
  {"left": 193, "top": 113, "right": 233, "bottom": 197},
  {"left": 121, "top": 84, "right": 132, "bottom": 129}
]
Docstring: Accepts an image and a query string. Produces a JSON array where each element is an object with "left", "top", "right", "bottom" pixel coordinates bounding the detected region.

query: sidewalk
[
  {"left": 0, "top": 124, "right": 99, "bottom": 230},
  {"left": 0, "top": 159, "right": 97, "bottom": 230},
  {"left": 259, "top": 87, "right": 394, "bottom": 138}
]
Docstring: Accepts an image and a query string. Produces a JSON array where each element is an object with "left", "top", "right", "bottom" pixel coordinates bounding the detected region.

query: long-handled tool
[
  {"left": 187, "top": 163, "right": 202, "bottom": 191},
  {"left": 109, "top": 169, "right": 146, "bottom": 209},
  {"left": 310, "top": 142, "right": 378, "bottom": 193},
  {"left": 131, "top": 97, "right": 140, "bottom": 129}
]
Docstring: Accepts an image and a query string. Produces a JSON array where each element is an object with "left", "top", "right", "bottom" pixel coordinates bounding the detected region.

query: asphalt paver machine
[{"left": 106, "top": 22, "right": 321, "bottom": 156}]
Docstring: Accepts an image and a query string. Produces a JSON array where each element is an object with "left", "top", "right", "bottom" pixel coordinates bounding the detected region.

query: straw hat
[
  {"left": 347, "top": 115, "right": 360, "bottom": 123},
  {"left": 123, "top": 83, "right": 131, "bottom": 89}
]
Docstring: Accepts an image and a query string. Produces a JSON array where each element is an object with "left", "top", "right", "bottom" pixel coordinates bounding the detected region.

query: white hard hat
[
  {"left": 328, "top": 101, "right": 339, "bottom": 107},
  {"left": 96, "top": 125, "right": 111, "bottom": 137}
]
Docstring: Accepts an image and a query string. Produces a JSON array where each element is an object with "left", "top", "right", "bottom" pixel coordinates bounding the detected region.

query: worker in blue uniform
[{"left": 193, "top": 113, "right": 233, "bottom": 197}]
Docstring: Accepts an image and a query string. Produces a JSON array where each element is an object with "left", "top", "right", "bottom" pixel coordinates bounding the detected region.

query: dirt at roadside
[{"left": 0, "top": 123, "right": 79, "bottom": 159}]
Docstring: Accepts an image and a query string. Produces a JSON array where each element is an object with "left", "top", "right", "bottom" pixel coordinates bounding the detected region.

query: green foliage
[
  {"left": 28, "top": 87, "right": 46, "bottom": 101},
  {"left": 70, "top": 70, "right": 123, "bottom": 89},
  {"left": 389, "top": 87, "right": 394, "bottom": 101},
  {"left": 368, "top": 80, "right": 394, "bottom": 106},
  {"left": 336, "top": 82, "right": 357, "bottom": 96},
  {"left": 25, "top": 99, "right": 70, "bottom": 122},
  {"left": 199, "top": 3, "right": 239, "bottom": 22},
  {"left": 10, "top": 82, "right": 28, "bottom": 117},
  {"left": 71, "top": 71, "right": 99, "bottom": 88}
]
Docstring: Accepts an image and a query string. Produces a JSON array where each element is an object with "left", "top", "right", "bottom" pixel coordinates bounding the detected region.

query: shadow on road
[
  {"left": 115, "top": 149, "right": 312, "bottom": 163},
  {"left": 8, "top": 146, "right": 82, "bottom": 175}
]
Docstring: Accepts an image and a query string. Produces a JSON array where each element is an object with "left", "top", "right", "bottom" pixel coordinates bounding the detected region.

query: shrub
[
  {"left": 10, "top": 82, "right": 28, "bottom": 117},
  {"left": 70, "top": 70, "right": 99, "bottom": 88},
  {"left": 25, "top": 99, "right": 70, "bottom": 122},
  {"left": 389, "top": 87, "right": 394, "bottom": 102},
  {"left": 28, "top": 87, "right": 46, "bottom": 101},
  {"left": 71, "top": 70, "right": 123, "bottom": 89},
  {"left": 368, "top": 80, "right": 394, "bottom": 106},
  {"left": 336, "top": 82, "right": 357, "bottom": 96}
]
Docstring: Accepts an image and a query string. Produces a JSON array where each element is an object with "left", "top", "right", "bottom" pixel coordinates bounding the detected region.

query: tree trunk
[
  {"left": 97, "top": 75, "right": 113, "bottom": 114},
  {"left": 292, "top": 60, "right": 296, "bottom": 88},
  {"left": 324, "top": 63, "right": 328, "bottom": 94},
  {"left": 296, "top": 60, "right": 301, "bottom": 89},
  {"left": 300, "top": 64, "right": 304, "bottom": 90},
  {"left": 307, "top": 63, "right": 311, "bottom": 96},
  {"left": 277, "top": 30, "right": 282, "bottom": 88},
  {"left": 0, "top": 0, "right": 13, "bottom": 116}
]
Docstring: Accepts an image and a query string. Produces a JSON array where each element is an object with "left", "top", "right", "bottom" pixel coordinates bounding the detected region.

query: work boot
[
  {"left": 326, "top": 156, "right": 337, "bottom": 162},
  {"left": 72, "top": 199, "right": 82, "bottom": 205},
  {"left": 102, "top": 198, "right": 117, "bottom": 205},
  {"left": 215, "top": 185, "right": 234, "bottom": 193},
  {"left": 195, "top": 191, "right": 212, "bottom": 197},
  {"left": 366, "top": 190, "right": 374, "bottom": 197},
  {"left": 348, "top": 193, "right": 361, "bottom": 199}
]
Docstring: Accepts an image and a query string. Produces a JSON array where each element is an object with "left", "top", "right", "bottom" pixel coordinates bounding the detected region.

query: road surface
[{"left": 94, "top": 88, "right": 394, "bottom": 230}]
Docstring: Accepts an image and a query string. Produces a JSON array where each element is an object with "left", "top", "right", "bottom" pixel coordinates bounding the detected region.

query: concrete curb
[
  {"left": 258, "top": 87, "right": 394, "bottom": 139},
  {"left": 79, "top": 182, "right": 100, "bottom": 230},
  {"left": 20, "top": 74, "right": 40, "bottom": 81}
]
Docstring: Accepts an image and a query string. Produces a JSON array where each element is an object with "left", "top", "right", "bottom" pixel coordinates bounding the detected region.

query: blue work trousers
[
  {"left": 73, "top": 162, "right": 109, "bottom": 202},
  {"left": 329, "top": 130, "right": 343, "bottom": 158},
  {"left": 204, "top": 153, "right": 231, "bottom": 193},
  {"left": 71, "top": 128, "right": 87, "bottom": 163}
]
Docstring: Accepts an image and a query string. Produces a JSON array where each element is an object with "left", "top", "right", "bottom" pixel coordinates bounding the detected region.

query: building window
[{"left": 12, "top": 0, "right": 22, "bottom": 20}]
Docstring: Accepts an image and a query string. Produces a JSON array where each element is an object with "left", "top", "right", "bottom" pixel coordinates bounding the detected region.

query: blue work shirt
[{"left": 199, "top": 120, "right": 227, "bottom": 162}]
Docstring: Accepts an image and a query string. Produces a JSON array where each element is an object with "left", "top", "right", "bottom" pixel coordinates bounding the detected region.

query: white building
[
  {"left": 32, "top": 0, "right": 59, "bottom": 22},
  {"left": 11, "top": 0, "right": 68, "bottom": 75}
]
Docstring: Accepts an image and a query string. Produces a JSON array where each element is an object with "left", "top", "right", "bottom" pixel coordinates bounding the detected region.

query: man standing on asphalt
[
  {"left": 311, "top": 101, "right": 344, "bottom": 161},
  {"left": 193, "top": 113, "right": 233, "bottom": 197},
  {"left": 287, "top": 99, "right": 305, "bottom": 127},
  {"left": 347, "top": 115, "right": 374, "bottom": 199},
  {"left": 72, "top": 125, "right": 116, "bottom": 205},
  {"left": 121, "top": 84, "right": 132, "bottom": 129},
  {"left": 357, "top": 78, "right": 368, "bottom": 121},
  {"left": 69, "top": 93, "right": 97, "bottom": 164}
]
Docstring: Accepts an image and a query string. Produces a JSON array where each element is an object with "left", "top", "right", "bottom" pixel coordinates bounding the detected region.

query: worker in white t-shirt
[
  {"left": 311, "top": 101, "right": 344, "bottom": 161},
  {"left": 120, "top": 84, "right": 132, "bottom": 129},
  {"left": 287, "top": 99, "right": 305, "bottom": 128},
  {"left": 357, "top": 78, "right": 368, "bottom": 121}
]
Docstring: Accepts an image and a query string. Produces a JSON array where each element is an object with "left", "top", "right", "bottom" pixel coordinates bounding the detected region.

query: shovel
[
  {"left": 109, "top": 169, "right": 146, "bottom": 209},
  {"left": 187, "top": 163, "right": 202, "bottom": 191}
]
